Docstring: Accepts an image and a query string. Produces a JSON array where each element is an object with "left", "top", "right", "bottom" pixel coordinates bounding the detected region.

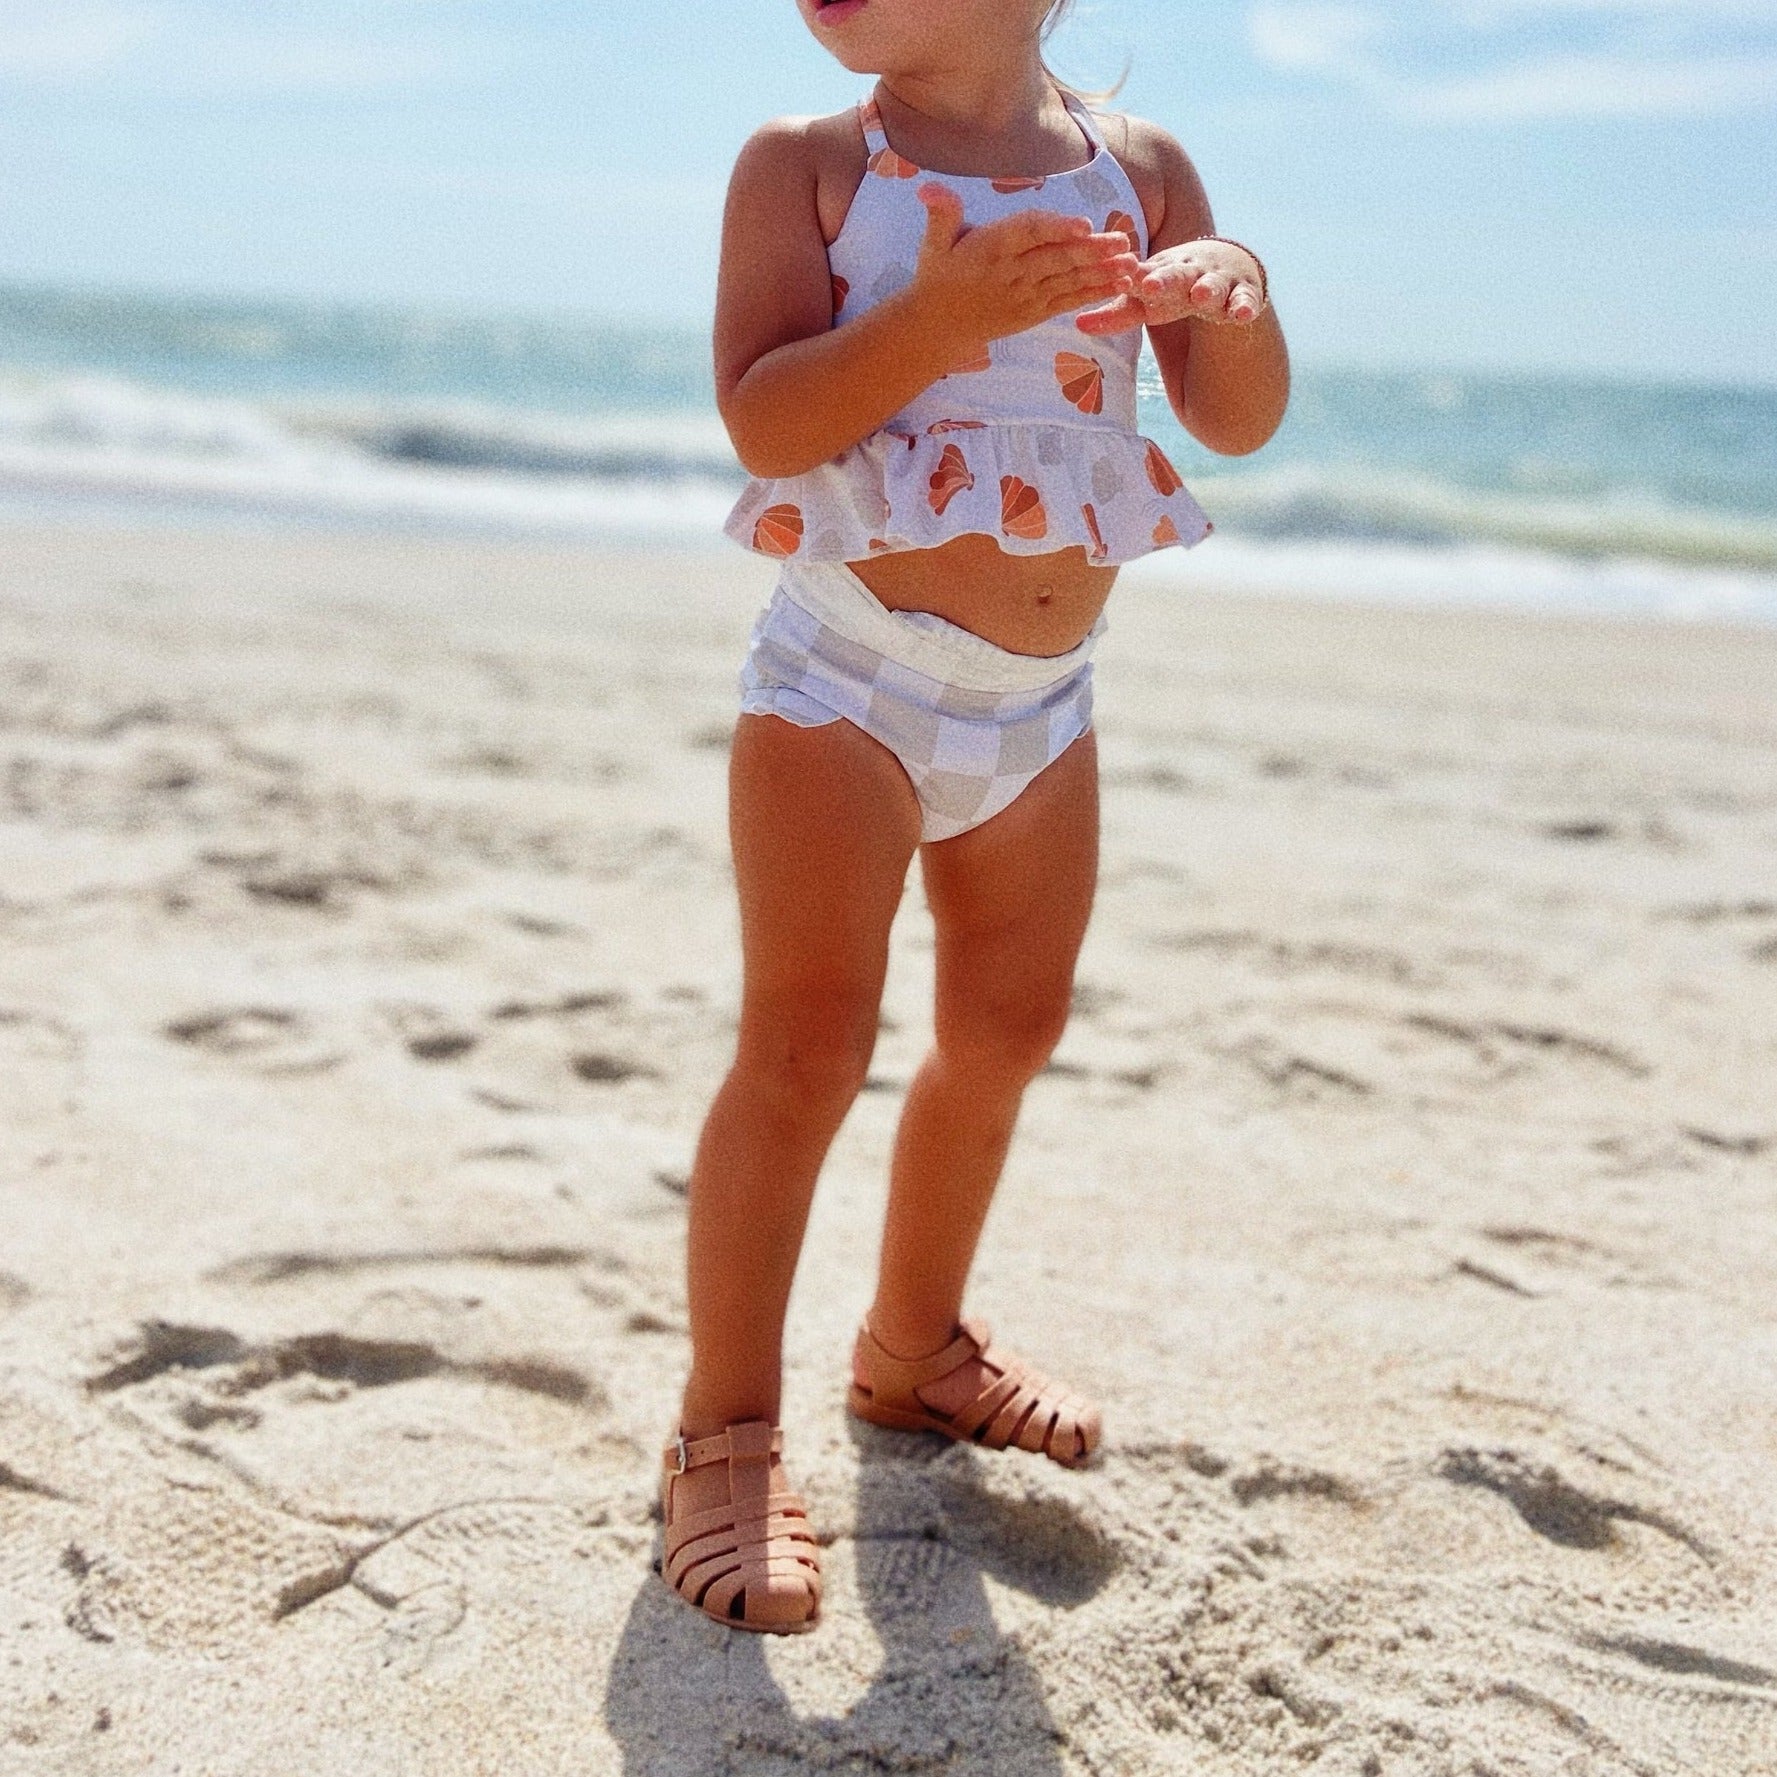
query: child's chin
[
  {"left": 808, "top": 0, "right": 884, "bottom": 57},
  {"left": 813, "top": 35, "right": 884, "bottom": 74}
]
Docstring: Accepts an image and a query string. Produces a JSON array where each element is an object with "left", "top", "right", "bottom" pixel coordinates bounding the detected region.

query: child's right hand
[{"left": 910, "top": 184, "right": 1140, "bottom": 361}]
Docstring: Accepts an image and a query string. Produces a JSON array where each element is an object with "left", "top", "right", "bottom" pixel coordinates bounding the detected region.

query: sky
[{"left": 3, "top": 0, "right": 1775, "bottom": 381}]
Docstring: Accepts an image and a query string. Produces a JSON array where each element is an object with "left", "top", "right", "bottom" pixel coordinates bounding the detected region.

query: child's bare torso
[{"left": 853, "top": 533, "right": 1113, "bottom": 658}]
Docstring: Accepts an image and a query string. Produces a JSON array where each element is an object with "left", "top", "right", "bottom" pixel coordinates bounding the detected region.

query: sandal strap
[
  {"left": 854, "top": 1316, "right": 992, "bottom": 1407},
  {"left": 661, "top": 1420, "right": 782, "bottom": 1476},
  {"left": 665, "top": 1502, "right": 819, "bottom": 1577},
  {"left": 949, "top": 1366, "right": 1026, "bottom": 1440}
]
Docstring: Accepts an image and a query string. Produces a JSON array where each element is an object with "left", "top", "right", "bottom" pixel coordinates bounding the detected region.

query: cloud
[
  {"left": 1247, "top": 0, "right": 1777, "bottom": 119},
  {"left": 1248, "top": 3, "right": 1380, "bottom": 73},
  {"left": 1406, "top": 48, "right": 1777, "bottom": 117}
]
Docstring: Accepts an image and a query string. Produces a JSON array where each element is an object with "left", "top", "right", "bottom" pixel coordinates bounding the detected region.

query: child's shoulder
[
  {"left": 731, "top": 106, "right": 868, "bottom": 177},
  {"left": 1090, "top": 107, "right": 1200, "bottom": 184},
  {"left": 1089, "top": 106, "right": 1213, "bottom": 241},
  {"left": 726, "top": 109, "right": 871, "bottom": 246}
]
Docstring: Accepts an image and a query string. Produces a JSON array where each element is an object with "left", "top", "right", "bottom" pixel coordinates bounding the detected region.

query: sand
[{"left": 1, "top": 520, "right": 1775, "bottom": 1775}]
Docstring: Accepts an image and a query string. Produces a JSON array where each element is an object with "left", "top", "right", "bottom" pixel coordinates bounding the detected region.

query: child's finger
[
  {"left": 1040, "top": 233, "right": 1140, "bottom": 266},
  {"left": 1137, "top": 265, "right": 1184, "bottom": 305},
  {"left": 1227, "top": 280, "right": 1263, "bottom": 322},
  {"left": 990, "top": 208, "right": 1096, "bottom": 253},
  {"left": 1074, "top": 294, "right": 1146, "bottom": 334},
  {"left": 915, "top": 183, "right": 967, "bottom": 247},
  {"left": 1188, "top": 271, "right": 1231, "bottom": 310},
  {"left": 1024, "top": 241, "right": 1140, "bottom": 284},
  {"left": 1051, "top": 271, "right": 1139, "bottom": 313}
]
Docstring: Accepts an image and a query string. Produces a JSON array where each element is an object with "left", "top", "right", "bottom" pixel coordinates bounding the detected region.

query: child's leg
[
  {"left": 679, "top": 711, "right": 922, "bottom": 1447},
  {"left": 865, "top": 729, "right": 1098, "bottom": 1397}
]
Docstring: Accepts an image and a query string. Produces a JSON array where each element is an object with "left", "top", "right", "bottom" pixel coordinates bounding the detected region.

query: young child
[{"left": 661, "top": 0, "right": 1290, "bottom": 1633}]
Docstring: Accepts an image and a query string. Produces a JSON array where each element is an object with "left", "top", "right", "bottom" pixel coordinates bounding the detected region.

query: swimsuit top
[{"left": 723, "top": 88, "right": 1212, "bottom": 568}]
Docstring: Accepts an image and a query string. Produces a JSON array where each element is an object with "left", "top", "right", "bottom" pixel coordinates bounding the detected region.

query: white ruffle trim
[{"left": 725, "top": 423, "right": 1212, "bottom": 566}]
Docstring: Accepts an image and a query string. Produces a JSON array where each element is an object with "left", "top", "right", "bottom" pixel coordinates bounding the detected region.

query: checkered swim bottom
[{"left": 738, "top": 561, "right": 1102, "bottom": 844}]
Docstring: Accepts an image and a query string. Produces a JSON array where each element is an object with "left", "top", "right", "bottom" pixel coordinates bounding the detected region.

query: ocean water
[{"left": 4, "top": 280, "right": 1775, "bottom": 624}]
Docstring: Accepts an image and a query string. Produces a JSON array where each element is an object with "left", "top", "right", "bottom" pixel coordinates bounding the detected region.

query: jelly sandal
[
  {"left": 659, "top": 1420, "right": 821, "bottom": 1633},
  {"left": 848, "top": 1316, "right": 1101, "bottom": 1468}
]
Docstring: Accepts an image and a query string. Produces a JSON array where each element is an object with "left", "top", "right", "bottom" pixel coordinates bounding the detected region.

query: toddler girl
[{"left": 661, "top": 0, "right": 1289, "bottom": 1632}]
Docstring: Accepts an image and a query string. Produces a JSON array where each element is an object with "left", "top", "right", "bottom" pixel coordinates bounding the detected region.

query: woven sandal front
[
  {"left": 849, "top": 1319, "right": 1101, "bottom": 1468},
  {"left": 660, "top": 1421, "right": 821, "bottom": 1632}
]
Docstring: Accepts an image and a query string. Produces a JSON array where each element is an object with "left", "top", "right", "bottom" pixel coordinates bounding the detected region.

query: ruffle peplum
[{"left": 724, "top": 421, "right": 1211, "bottom": 566}]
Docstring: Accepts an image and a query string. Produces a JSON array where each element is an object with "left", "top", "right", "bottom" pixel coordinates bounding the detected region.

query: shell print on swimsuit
[{"left": 725, "top": 90, "right": 1214, "bottom": 566}]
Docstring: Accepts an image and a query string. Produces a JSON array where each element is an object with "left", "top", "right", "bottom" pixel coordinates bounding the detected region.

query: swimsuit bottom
[{"left": 737, "top": 560, "right": 1103, "bottom": 844}]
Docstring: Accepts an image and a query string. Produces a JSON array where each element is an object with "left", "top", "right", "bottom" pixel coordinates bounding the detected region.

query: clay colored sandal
[
  {"left": 659, "top": 1420, "right": 822, "bottom": 1633},
  {"left": 848, "top": 1316, "right": 1101, "bottom": 1468}
]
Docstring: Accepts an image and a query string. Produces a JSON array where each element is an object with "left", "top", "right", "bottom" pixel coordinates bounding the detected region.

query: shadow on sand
[{"left": 604, "top": 1417, "right": 1119, "bottom": 1773}]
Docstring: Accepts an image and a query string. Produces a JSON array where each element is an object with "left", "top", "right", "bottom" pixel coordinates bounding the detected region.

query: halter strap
[
  {"left": 1058, "top": 89, "right": 1108, "bottom": 153},
  {"left": 857, "top": 95, "right": 891, "bottom": 155}
]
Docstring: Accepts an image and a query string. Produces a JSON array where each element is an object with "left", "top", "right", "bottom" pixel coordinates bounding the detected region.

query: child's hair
[{"left": 1041, "top": 0, "right": 1128, "bottom": 105}]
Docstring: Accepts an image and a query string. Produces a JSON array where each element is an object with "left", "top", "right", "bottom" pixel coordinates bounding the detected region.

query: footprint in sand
[
  {"left": 204, "top": 1245, "right": 599, "bottom": 1287},
  {"left": 857, "top": 1533, "right": 959, "bottom": 1618},
  {"left": 1679, "top": 1126, "right": 1771, "bottom": 1158},
  {"left": 570, "top": 1052, "right": 662, "bottom": 1085},
  {"left": 351, "top": 1538, "right": 469, "bottom": 1675},
  {"left": 237, "top": 862, "right": 395, "bottom": 911},
  {"left": 427, "top": 988, "right": 669, "bottom": 1100},
  {"left": 1226, "top": 1457, "right": 1366, "bottom": 1510},
  {"left": 1580, "top": 1632, "right": 1776, "bottom": 1690},
  {"left": 1132, "top": 1439, "right": 1367, "bottom": 1517},
  {"left": 376, "top": 1002, "right": 480, "bottom": 1063},
  {"left": 489, "top": 989, "right": 625, "bottom": 1021},
  {"left": 205, "top": 1242, "right": 680, "bottom": 1348},
  {"left": 1103, "top": 760, "right": 1196, "bottom": 795},
  {"left": 1156, "top": 928, "right": 1434, "bottom": 989},
  {"left": 160, "top": 1007, "right": 343, "bottom": 1075},
  {"left": 86, "top": 1317, "right": 603, "bottom": 1497},
  {"left": 1447, "top": 1223, "right": 1658, "bottom": 1296},
  {"left": 59, "top": 1488, "right": 353, "bottom": 1654},
  {"left": 1436, "top": 1447, "right": 1711, "bottom": 1559},
  {"left": 1219, "top": 1002, "right": 1650, "bottom": 1107},
  {"left": 0, "top": 1007, "right": 80, "bottom": 1059},
  {"left": 1069, "top": 980, "right": 1124, "bottom": 1018}
]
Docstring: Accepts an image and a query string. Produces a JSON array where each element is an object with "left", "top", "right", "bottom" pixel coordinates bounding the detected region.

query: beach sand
[{"left": 3, "top": 520, "right": 1775, "bottom": 1775}]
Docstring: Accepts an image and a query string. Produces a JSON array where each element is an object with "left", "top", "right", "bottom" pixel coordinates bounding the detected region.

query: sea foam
[{"left": 3, "top": 286, "right": 1774, "bottom": 627}]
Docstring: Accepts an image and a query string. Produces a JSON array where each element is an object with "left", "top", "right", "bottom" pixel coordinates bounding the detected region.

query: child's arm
[
  {"left": 1076, "top": 121, "right": 1290, "bottom": 457},
  {"left": 714, "top": 118, "right": 1141, "bottom": 479}
]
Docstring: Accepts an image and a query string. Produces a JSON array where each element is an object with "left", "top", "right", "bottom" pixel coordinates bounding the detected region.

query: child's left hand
[{"left": 1075, "top": 239, "right": 1266, "bottom": 335}]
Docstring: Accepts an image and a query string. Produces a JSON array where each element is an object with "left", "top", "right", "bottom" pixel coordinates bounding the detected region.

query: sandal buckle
[{"left": 673, "top": 1434, "right": 689, "bottom": 1475}]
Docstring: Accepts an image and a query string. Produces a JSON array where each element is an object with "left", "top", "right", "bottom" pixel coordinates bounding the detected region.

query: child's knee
[
  {"left": 938, "top": 991, "right": 1070, "bottom": 1084},
  {"left": 737, "top": 997, "right": 879, "bottom": 1110}
]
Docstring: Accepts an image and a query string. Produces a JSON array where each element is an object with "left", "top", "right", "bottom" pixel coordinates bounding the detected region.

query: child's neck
[{"left": 874, "top": 61, "right": 1063, "bottom": 155}]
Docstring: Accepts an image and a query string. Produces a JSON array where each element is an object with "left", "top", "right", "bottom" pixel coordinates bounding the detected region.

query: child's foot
[
  {"left": 659, "top": 1421, "right": 821, "bottom": 1632},
  {"left": 848, "top": 1317, "right": 1101, "bottom": 1468}
]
